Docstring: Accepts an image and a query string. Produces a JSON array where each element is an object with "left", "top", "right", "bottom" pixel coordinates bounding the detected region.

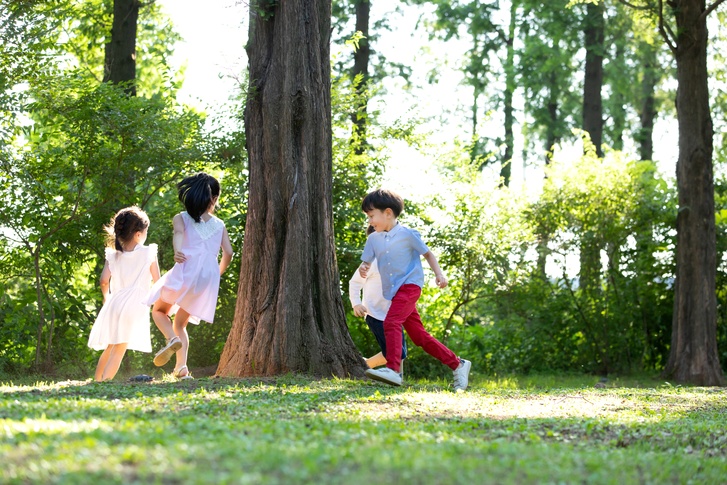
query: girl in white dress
[
  {"left": 146, "top": 172, "right": 234, "bottom": 379},
  {"left": 88, "top": 206, "right": 160, "bottom": 382}
]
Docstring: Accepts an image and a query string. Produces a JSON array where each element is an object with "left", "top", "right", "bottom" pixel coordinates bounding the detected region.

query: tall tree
[
  {"left": 519, "top": 0, "right": 580, "bottom": 166},
  {"left": 659, "top": 0, "right": 726, "bottom": 385},
  {"left": 501, "top": 1, "right": 518, "bottom": 186},
  {"left": 635, "top": 41, "right": 662, "bottom": 161},
  {"left": 217, "top": 0, "right": 366, "bottom": 377},
  {"left": 351, "top": 0, "right": 370, "bottom": 153},
  {"left": 103, "top": 0, "right": 139, "bottom": 95},
  {"left": 582, "top": 1, "right": 605, "bottom": 157}
]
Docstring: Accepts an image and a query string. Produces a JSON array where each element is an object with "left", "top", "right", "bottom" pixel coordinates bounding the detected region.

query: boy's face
[{"left": 365, "top": 208, "right": 395, "bottom": 232}]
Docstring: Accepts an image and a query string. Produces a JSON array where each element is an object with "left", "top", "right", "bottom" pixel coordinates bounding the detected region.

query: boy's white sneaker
[
  {"left": 453, "top": 359, "right": 471, "bottom": 392},
  {"left": 365, "top": 367, "right": 403, "bottom": 386}
]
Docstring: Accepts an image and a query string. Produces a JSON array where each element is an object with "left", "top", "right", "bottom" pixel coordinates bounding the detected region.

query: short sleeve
[
  {"left": 146, "top": 243, "right": 158, "bottom": 264},
  {"left": 408, "top": 229, "right": 429, "bottom": 255},
  {"left": 104, "top": 247, "right": 116, "bottom": 261},
  {"left": 361, "top": 234, "right": 375, "bottom": 263}
]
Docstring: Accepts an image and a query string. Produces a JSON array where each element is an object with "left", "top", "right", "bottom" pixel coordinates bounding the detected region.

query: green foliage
[
  {"left": 1, "top": 376, "right": 726, "bottom": 483},
  {"left": 0, "top": 72, "right": 213, "bottom": 373}
]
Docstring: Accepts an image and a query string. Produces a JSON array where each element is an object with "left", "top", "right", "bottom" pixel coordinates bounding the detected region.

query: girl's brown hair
[{"left": 104, "top": 206, "right": 149, "bottom": 251}]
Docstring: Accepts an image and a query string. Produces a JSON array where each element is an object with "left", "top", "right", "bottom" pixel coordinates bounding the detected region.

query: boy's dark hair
[
  {"left": 105, "top": 206, "right": 149, "bottom": 252},
  {"left": 361, "top": 189, "right": 404, "bottom": 217},
  {"left": 177, "top": 172, "right": 221, "bottom": 222}
]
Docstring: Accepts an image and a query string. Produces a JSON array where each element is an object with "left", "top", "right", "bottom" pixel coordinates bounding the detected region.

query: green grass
[{"left": 1, "top": 373, "right": 725, "bottom": 484}]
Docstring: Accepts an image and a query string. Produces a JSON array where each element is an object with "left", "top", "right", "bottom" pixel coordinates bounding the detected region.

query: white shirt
[{"left": 348, "top": 259, "right": 391, "bottom": 321}]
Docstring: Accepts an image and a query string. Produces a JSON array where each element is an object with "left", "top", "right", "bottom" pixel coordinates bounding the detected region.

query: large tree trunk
[
  {"left": 582, "top": 1, "right": 604, "bottom": 157},
  {"left": 351, "top": 0, "right": 370, "bottom": 155},
  {"left": 664, "top": 0, "right": 725, "bottom": 386},
  {"left": 217, "top": 0, "right": 366, "bottom": 378},
  {"left": 103, "top": 0, "right": 139, "bottom": 96}
]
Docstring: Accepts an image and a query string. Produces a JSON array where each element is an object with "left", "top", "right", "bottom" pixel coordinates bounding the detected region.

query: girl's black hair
[
  {"left": 105, "top": 206, "right": 149, "bottom": 252},
  {"left": 177, "top": 172, "right": 221, "bottom": 222},
  {"left": 361, "top": 189, "right": 404, "bottom": 217}
]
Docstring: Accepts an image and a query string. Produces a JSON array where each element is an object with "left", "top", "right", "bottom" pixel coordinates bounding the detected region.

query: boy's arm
[
  {"left": 423, "top": 251, "right": 448, "bottom": 288},
  {"left": 360, "top": 237, "right": 374, "bottom": 278}
]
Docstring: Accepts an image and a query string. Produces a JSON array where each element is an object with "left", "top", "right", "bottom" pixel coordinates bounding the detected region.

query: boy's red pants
[{"left": 384, "top": 284, "right": 460, "bottom": 372}]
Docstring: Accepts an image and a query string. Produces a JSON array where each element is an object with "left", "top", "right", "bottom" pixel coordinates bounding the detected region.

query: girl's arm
[
  {"left": 423, "top": 251, "right": 448, "bottom": 288},
  {"left": 219, "top": 226, "right": 234, "bottom": 275},
  {"left": 150, "top": 258, "right": 161, "bottom": 283},
  {"left": 99, "top": 261, "right": 111, "bottom": 304},
  {"left": 172, "top": 214, "right": 187, "bottom": 263}
]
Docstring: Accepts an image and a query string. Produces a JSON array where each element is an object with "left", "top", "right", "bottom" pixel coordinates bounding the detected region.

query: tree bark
[
  {"left": 500, "top": 1, "right": 517, "bottom": 187},
  {"left": 637, "top": 45, "right": 658, "bottom": 162},
  {"left": 103, "top": 0, "right": 139, "bottom": 96},
  {"left": 351, "top": 0, "right": 370, "bottom": 155},
  {"left": 664, "top": 0, "right": 725, "bottom": 385},
  {"left": 582, "top": 1, "right": 604, "bottom": 158},
  {"left": 545, "top": 70, "right": 559, "bottom": 165},
  {"left": 217, "top": 0, "right": 367, "bottom": 378}
]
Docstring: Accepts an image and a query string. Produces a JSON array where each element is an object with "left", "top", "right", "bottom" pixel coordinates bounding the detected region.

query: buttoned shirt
[{"left": 361, "top": 223, "right": 429, "bottom": 300}]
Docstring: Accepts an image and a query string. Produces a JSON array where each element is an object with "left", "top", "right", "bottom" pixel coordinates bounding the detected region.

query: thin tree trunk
[
  {"left": 217, "top": 0, "right": 366, "bottom": 378},
  {"left": 103, "top": 0, "right": 139, "bottom": 96},
  {"left": 31, "top": 249, "right": 46, "bottom": 369},
  {"left": 545, "top": 75, "right": 559, "bottom": 165},
  {"left": 637, "top": 46, "right": 658, "bottom": 161},
  {"left": 664, "top": 0, "right": 725, "bottom": 386},
  {"left": 500, "top": 0, "right": 517, "bottom": 186},
  {"left": 582, "top": 1, "right": 604, "bottom": 157},
  {"left": 351, "top": 0, "right": 369, "bottom": 154},
  {"left": 610, "top": 42, "right": 626, "bottom": 152}
]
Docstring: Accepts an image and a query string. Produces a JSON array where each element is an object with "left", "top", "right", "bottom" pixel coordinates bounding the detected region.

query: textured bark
[
  {"left": 103, "top": 0, "right": 138, "bottom": 96},
  {"left": 582, "top": 2, "right": 604, "bottom": 157},
  {"left": 664, "top": 0, "right": 725, "bottom": 385},
  {"left": 217, "top": 0, "right": 367, "bottom": 378},
  {"left": 351, "top": 0, "right": 370, "bottom": 154}
]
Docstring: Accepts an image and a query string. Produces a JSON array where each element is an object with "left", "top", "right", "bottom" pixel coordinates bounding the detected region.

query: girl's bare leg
[
  {"left": 95, "top": 346, "right": 113, "bottom": 382},
  {"left": 151, "top": 300, "right": 176, "bottom": 340},
  {"left": 172, "top": 308, "right": 191, "bottom": 374},
  {"left": 100, "top": 343, "right": 128, "bottom": 381}
]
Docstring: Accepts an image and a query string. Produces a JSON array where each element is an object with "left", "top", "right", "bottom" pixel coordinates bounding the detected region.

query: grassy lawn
[{"left": 1, "top": 373, "right": 725, "bottom": 484}]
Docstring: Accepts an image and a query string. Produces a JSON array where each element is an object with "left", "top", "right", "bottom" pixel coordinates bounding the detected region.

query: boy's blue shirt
[{"left": 361, "top": 222, "right": 429, "bottom": 300}]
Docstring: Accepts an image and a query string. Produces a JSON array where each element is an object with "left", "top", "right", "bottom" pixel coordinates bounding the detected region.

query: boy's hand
[
  {"left": 353, "top": 304, "right": 368, "bottom": 318},
  {"left": 359, "top": 262, "right": 371, "bottom": 278},
  {"left": 435, "top": 273, "right": 448, "bottom": 288},
  {"left": 174, "top": 251, "right": 187, "bottom": 263}
]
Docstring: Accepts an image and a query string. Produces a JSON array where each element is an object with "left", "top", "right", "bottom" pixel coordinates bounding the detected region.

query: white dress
[
  {"left": 145, "top": 212, "right": 225, "bottom": 324},
  {"left": 87, "top": 244, "right": 156, "bottom": 352}
]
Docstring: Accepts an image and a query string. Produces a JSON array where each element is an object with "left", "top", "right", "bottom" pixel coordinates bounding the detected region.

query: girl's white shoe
[
  {"left": 173, "top": 365, "right": 193, "bottom": 380},
  {"left": 153, "top": 336, "right": 182, "bottom": 366}
]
